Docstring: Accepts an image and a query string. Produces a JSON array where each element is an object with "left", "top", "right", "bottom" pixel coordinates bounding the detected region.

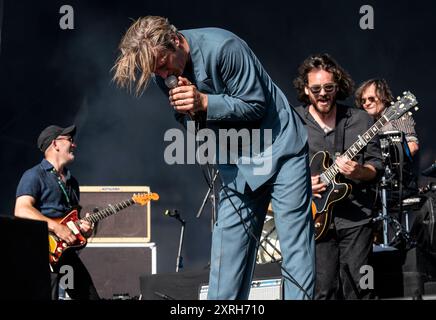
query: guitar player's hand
[
  {"left": 311, "top": 175, "right": 326, "bottom": 199},
  {"left": 52, "top": 223, "right": 76, "bottom": 244},
  {"left": 79, "top": 213, "right": 94, "bottom": 238},
  {"left": 335, "top": 156, "right": 362, "bottom": 180},
  {"left": 335, "top": 156, "right": 377, "bottom": 181}
]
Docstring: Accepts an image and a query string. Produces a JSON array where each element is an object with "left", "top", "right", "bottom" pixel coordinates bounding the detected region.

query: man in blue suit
[{"left": 113, "top": 15, "right": 315, "bottom": 299}]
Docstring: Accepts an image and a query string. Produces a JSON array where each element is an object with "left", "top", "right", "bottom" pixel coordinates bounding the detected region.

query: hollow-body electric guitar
[
  {"left": 48, "top": 192, "right": 159, "bottom": 267},
  {"left": 311, "top": 92, "right": 418, "bottom": 241}
]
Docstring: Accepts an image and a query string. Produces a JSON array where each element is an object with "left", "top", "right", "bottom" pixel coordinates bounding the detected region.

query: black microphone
[
  {"left": 164, "top": 209, "right": 179, "bottom": 218},
  {"left": 164, "top": 75, "right": 196, "bottom": 121},
  {"left": 164, "top": 209, "right": 185, "bottom": 224},
  {"left": 164, "top": 75, "right": 178, "bottom": 90}
]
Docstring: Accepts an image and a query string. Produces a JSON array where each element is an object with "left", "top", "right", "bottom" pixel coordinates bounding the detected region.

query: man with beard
[
  {"left": 293, "top": 54, "right": 383, "bottom": 299},
  {"left": 112, "top": 16, "right": 315, "bottom": 300}
]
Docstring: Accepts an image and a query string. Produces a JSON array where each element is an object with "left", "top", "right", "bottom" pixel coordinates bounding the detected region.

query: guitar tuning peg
[
  {"left": 408, "top": 112, "right": 412, "bottom": 116},
  {"left": 390, "top": 101, "right": 395, "bottom": 105},
  {"left": 414, "top": 106, "right": 419, "bottom": 111},
  {"left": 403, "top": 91, "right": 407, "bottom": 95},
  {"left": 397, "top": 96, "right": 401, "bottom": 100}
]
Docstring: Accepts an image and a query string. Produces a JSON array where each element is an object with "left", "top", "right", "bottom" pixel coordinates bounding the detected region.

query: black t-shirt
[{"left": 295, "top": 104, "right": 383, "bottom": 230}]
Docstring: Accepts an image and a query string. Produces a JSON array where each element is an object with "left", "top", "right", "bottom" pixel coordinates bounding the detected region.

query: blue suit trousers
[{"left": 207, "top": 147, "right": 315, "bottom": 299}]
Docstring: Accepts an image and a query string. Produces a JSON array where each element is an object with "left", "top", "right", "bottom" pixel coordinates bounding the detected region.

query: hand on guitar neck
[
  {"left": 48, "top": 192, "right": 158, "bottom": 267},
  {"left": 335, "top": 155, "right": 377, "bottom": 181},
  {"left": 311, "top": 156, "right": 377, "bottom": 200},
  {"left": 310, "top": 91, "right": 419, "bottom": 241},
  {"left": 78, "top": 213, "right": 94, "bottom": 238}
]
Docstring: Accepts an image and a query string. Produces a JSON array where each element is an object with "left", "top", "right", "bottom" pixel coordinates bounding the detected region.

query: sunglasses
[
  {"left": 55, "top": 137, "right": 74, "bottom": 143},
  {"left": 360, "top": 96, "right": 379, "bottom": 105},
  {"left": 307, "top": 83, "right": 337, "bottom": 94}
]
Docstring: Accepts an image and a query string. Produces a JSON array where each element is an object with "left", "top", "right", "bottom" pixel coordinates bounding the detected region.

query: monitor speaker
[
  {"left": 79, "top": 186, "right": 153, "bottom": 243},
  {"left": 78, "top": 242, "right": 156, "bottom": 299},
  {"left": 198, "top": 278, "right": 283, "bottom": 300},
  {"left": 0, "top": 216, "right": 51, "bottom": 300}
]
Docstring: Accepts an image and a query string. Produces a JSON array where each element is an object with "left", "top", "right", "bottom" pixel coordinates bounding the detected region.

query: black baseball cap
[{"left": 37, "top": 124, "right": 76, "bottom": 153}]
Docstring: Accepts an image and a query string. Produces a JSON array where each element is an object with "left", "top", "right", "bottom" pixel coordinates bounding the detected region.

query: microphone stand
[
  {"left": 164, "top": 209, "right": 186, "bottom": 272},
  {"left": 196, "top": 168, "right": 219, "bottom": 229},
  {"left": 174, "top": 211, "right": 186, "bottom": 273}
]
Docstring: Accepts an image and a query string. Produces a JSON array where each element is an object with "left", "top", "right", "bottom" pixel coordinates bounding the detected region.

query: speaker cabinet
[
  {"left": 78, "top": 242, "right": 156, "bottom": 299},
  {"left": 79, "top": 186, "right": 152, "bottom": 243}
]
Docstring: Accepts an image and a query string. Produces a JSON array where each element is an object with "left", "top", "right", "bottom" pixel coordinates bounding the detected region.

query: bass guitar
[
  {"left": 48, "top": 192, "right": 159, "bottom": 267},
  {"left": 311, "top": 92, "right": 418, "bottom": 241}
]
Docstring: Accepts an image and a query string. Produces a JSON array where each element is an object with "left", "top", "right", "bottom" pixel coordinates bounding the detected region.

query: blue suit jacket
[{"left": 157, "top": 28, "right": 307, "bottom": 193}]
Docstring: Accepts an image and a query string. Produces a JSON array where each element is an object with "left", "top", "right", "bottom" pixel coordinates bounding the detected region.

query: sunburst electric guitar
[
  {"left": 48, "top": 192, "right": 159, "bottom": 267},
  {"left": 311, "top": 92, "right": 418, "bottom": 241}
]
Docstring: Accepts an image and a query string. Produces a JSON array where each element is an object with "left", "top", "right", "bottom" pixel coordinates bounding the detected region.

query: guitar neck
[
  {"left": 322, "top": 114, "right": 391, "bottom": 183},
  {"left": 83, "top": 198, "right": 135, "bottom": 223}
]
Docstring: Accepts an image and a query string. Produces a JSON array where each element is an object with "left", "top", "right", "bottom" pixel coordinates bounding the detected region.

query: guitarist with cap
[
  {"left": 14, "top": 124, "right": 99, "bottom": 300},
  {"left": 293, "top": 54, "right": 383, "bottom": 299}
]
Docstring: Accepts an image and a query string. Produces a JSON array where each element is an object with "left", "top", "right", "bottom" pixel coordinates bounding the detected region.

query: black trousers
[
  {"left": 315, "top": 223, "right": 373, "bottom": 300},
  {"left": 50, "top": 250, "right": 99, "bottom": 300}
]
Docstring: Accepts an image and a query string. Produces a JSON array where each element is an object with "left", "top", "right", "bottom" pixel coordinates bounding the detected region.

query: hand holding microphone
[{"left": 164, "top": 75, "right": 207, "bottom": 118}]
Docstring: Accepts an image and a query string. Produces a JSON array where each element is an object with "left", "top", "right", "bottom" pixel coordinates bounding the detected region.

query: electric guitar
[
  {"left": 311, "top": 92, "right": 418, "bottom": 241},
  {"left": 48, "top": 192, "right": 159, "bottom": 267}
]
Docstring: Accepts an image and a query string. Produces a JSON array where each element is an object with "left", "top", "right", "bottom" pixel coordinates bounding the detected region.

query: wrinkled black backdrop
[{"left": 0, "top": 0, "right": 435, "bottom": 274}]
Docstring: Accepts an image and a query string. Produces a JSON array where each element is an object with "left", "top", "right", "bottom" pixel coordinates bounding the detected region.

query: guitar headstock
[
  {"left": 386, "top": 91, "right": 418, "bottom": 121},
  {"left": 132, "top": 192, "right": 160, "bottom": 206}
]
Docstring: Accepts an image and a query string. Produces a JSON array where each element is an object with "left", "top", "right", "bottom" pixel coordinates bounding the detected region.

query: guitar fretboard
[
  {"left": 320, "top": 108, "right": 397, "bottom": 185},
  {"left": 83, "top": 198, "right": 135, "bottom": 223}
]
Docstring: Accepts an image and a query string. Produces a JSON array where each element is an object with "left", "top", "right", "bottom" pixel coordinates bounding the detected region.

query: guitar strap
[{"left": 334, "top": 105, "right": 347, "bottom": 158}]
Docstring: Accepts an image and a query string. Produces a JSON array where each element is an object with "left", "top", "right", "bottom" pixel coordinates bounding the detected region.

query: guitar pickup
[{"left": 66, "top": 221, "right": 81, "bottom": 235}]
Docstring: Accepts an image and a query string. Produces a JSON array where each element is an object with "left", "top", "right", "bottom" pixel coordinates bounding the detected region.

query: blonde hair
[{"left": 112, "top": 16, "right": 181, "bottom": 96}]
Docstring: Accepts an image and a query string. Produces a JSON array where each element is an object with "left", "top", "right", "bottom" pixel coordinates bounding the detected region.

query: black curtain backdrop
[
  {"left": 0, "top": 0, "right": 435, "bottom": 274},
  {"left": 0, "top": 0, "right": 3, "bottom": 55}
]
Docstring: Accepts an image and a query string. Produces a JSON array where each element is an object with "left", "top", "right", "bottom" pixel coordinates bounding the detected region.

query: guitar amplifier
[
  {"left": 79, "top": 186, "right": 152, "bottom": 243},
  {"left": 78, "top": 242, "right": 157, "bottom": 299}
]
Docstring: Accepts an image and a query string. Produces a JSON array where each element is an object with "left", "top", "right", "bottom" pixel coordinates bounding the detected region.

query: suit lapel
[{"left": 181, "top": 30, "right": 214, "bottom": 93}]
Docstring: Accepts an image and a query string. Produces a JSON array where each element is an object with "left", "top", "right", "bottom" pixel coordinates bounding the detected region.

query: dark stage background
[{"left": 0, "top": 0, "right": 435, "bottom": 275}]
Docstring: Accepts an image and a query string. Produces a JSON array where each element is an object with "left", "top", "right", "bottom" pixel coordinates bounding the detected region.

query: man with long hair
[
  {"left": 113, "top": 16, "right": 315, "bottom": 299},
  {"left": 355, "top": 78, "right": 419, "bottom": 156},
  {"left": 293, "top": 54, "right": 383, "bottom": 299}
]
